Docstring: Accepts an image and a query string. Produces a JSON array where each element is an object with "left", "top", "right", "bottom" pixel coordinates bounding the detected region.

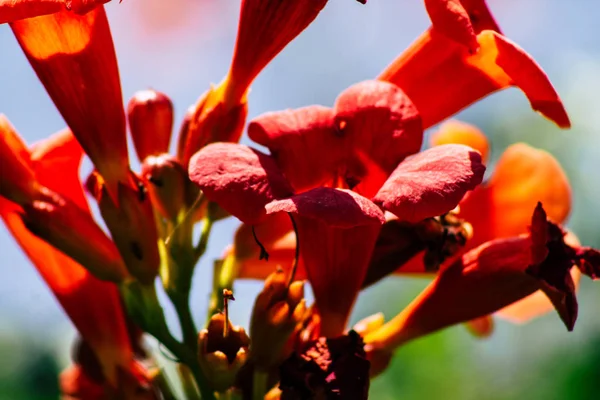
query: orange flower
[
  {"left": 10, "top": 7, "right": 128, "bottom": 193},
  {"left": 0, "top": 116, "right": 128, "bottom": 282},
  {"left": 0, "top": 127, "right": 132, "bottom": 385},
  {"left": 225, "top": 0, "right": 329, "bottom": 104},
  {"left": 365, "top": 204, "right": 600, "bottom": 351},
  {"left": 8, "top": 7, "right": 161, "bottom": 282},
  {"left": 178, "top": 0, "right": 331, "bottom": 166},
  {"left": 391, "top": 122, "right": 575, "bottom": 327},
  {"left": 379, "top": 1, "right": 569, "bottom": 129}
]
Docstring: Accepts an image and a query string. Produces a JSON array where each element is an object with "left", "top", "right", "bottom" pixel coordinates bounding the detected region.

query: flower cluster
[{"left": 1, "top": 0, "right": 599, "bottom": 399}]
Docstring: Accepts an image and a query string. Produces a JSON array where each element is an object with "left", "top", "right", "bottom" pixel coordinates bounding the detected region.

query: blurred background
[{"left": 1, "top": 0, "right": 599, "bottom": 398}]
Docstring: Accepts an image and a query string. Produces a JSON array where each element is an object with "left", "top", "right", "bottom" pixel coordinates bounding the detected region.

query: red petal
[
  {"left": 459, "top": 0, "right": 501, "bottom": 33},
  {"left": 227, "top": 0, "right": 328, "bottom": 103},
  {"left": 0, "top": 115, "right": 38, "bottom": 204},
  {"left": 379, "top": 30, "right": 570, "bottom": 129},
  {"left": 266, "top": 188, "right": 384, "bottom": 336},
  {"left": 425, "top": 0, "right": 478, "bottom": 51},
  {"left": 30, "top": 128, "right": 88, "bottom": 210},
  {"left": 188, "top": 143, "right": 294, "bottom": 225},
  {"left": 0, "top": 202, "right": 131, "bottom": 383},
  {"left": 266, "top": 187, "right": 385, "bottom": 228},
  {"left": 248, "top": 106, "right": 337, "bottom": 192},
  {"left": 333, "top": 80, "right": 423, "bottom": 197},
  {"left": 250, "top": 81, "right": 423, "bottom": 196},
  {"left": 374, "top": 144, "right": 485, "bottom": 222},
  {"left": 11, "top": 7, "right": 129, "bottom": 193},
  {"left": 179, "top": 82, "right": 248, "bottom": 168}
]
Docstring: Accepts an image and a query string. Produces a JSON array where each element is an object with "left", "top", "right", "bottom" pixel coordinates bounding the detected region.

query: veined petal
[
  {"left": 11, "top": 7, "right": 129, "bottom": 194},
  {"left": 266, "top": 188, "right": 385, "bottom": 336},
  {"left": 373, "top": 144, "right": 485, "bottom": 223},
  {"left": 248, "top": 105, "right": 338, "bottom": 192},
  {"left": 0, "top": 202, "right": 131, "bottom": 384},
  {"left": 188, "top": 143, "right": 294, "bottom": 225},
  {"left": 430, "top": 120, "right": 489, "bottom": 163},
  {"left": 0, "top": 115, "right": 38, "bottom": 204},
  {"left": 424, "top": 0, "right": 478, "bottom": 51},
  {"left": 226, "top": 0, "right": 328, "bottom": 103},
  {"left": 379, "top": 30, "right": 570, "bottom": 129}
]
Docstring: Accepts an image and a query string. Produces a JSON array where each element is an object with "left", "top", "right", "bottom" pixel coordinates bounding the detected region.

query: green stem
[
  {"left": 252, "top": 370, "right": 268, "bottom": 400},
  {"left": 153, "top": 368, "right": 177, "bottom": 400},
  {"left": 171, "top": 291, "right": 198, "bottom": 353},
  {"left": 158, "top": 330, "right": 216, "bottom": 400},
  {"left": 178, "top": 364, "right": 201, "bottom": 400},
  {"left": 194, "top": 214, "right": 214, "bottom": 265}
]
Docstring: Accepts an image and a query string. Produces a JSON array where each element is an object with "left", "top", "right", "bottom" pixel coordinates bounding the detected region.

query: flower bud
[
  {"left": 250, "top": 270, "right": 306, "bottom": 369},
  {"left": 87, "top": 171, "right": 160, "bottom": 285},
  {"left": 141, "top": 154, "right": 187, "bottom": 221},
  {"left": 198, "top": 313, "right": 250, "bottom": 392},
  {"left": 127, "top": 89, "right": 174, "bottom": 162}
]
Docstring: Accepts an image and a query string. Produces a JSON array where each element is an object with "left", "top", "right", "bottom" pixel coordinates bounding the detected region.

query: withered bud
[
  {"left": 279, "top": 330, "right": 370, "bottom": 399},
  {"left": 127, "top": 89, "right": 174, "bottom": 162},
  {"left": 250, "top": 270, "right": 306, "bottom": 370},
  {"left": 198, "top": 313, "right": 250, "bottom": 392},
  {"left": 141, "top": 154, "right": 188, "bottom": 221}
]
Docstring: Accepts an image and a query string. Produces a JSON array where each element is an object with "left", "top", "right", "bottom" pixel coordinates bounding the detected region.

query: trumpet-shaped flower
[{"left": 189, "top": 80, "right": 485, "bottom": 336}]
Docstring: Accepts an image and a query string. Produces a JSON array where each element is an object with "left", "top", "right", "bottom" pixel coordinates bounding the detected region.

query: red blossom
[{"left": 365, "top": 203, "right": 600, "bottom": 352}]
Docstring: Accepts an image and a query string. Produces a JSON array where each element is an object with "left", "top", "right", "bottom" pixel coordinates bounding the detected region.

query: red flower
[
  {"left": 380, "top": 1, "right": 569, "bottom": 129},
  {"left": 0, "top": 125, "right": 134, "bottom": 385},
  {"left": 189, "top": 80, "right": 485, "bottom": 336},
  {"left": 0, "top": 115, "right": 128, "bottom": 282},
  {"left": 226, "top": 0, "right": 329, "bottom": 104},
  {"left": 178, "top": 0, "right": 331, "bottom": 167},
  {"left": 365, "top": 203, "right": 600, "bottom": 351},
  {"left": 8, "top": 7, "right": 161, "bottom": 283}
]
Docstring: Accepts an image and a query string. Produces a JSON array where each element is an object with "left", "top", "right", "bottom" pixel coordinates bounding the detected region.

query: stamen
[{"left": 222, "top": 289, "right": 234, "bottom": 338}]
